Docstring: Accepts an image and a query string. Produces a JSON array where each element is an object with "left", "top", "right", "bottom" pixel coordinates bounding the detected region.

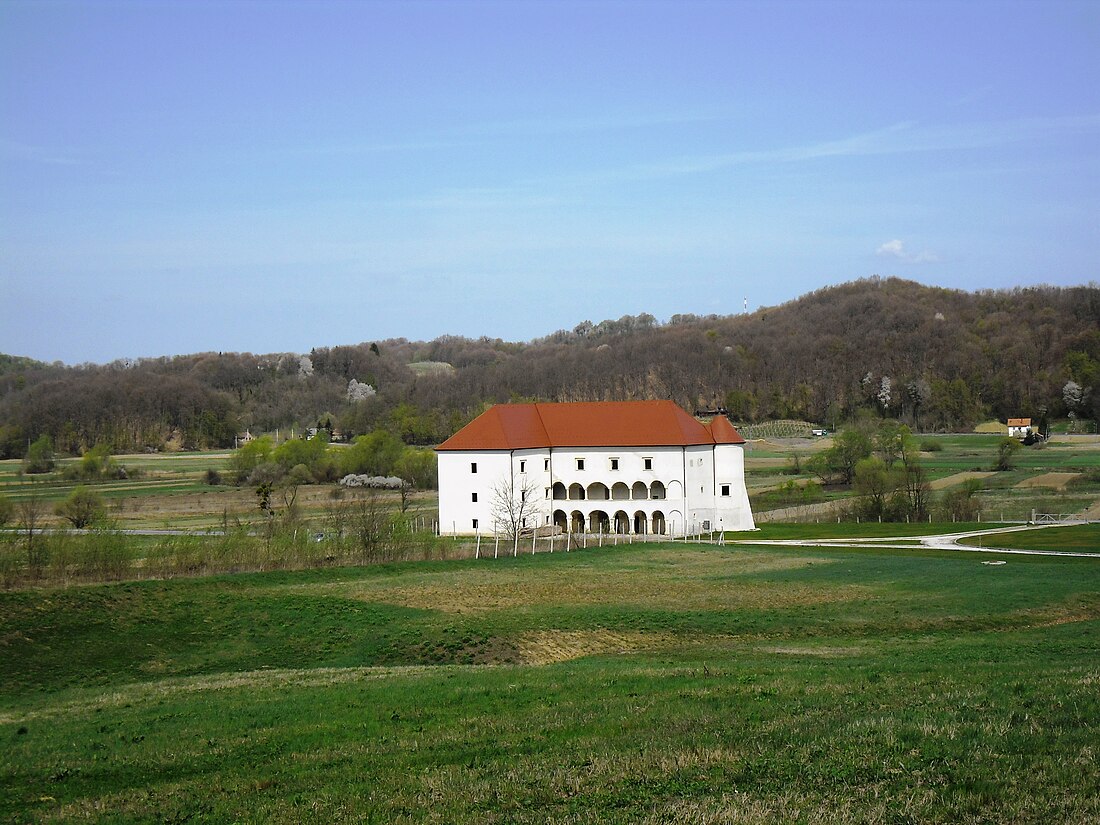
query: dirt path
[{"left": 735, "top": 522, "right": 1100, "bottom": 558}]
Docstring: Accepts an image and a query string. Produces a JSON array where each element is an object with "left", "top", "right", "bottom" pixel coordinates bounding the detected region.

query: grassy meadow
[{"left": 2, "top": 539, "right": 1099, "bottom": 823}]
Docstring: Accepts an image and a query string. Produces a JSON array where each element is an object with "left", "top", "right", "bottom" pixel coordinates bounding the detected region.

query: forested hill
[{"left": 2, "top": 277, "right": 1098, "bottom": 457}]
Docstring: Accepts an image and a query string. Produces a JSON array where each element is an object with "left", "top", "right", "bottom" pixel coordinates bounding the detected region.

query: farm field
[
  {"left": 2, "top": 538, "right": 1098, "bottom": 823},
  {"left": 2, "top": 431, "right": 1098, "bottom": 533},
  {"left": 743, "top": 433, "right": 1100, "bottom": 521},
  {"left": 0, "top": 453, "right": 439, "bottom": 532}
]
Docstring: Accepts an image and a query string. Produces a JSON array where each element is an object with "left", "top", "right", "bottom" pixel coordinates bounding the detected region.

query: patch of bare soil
[
  {"left": 1014, "top": 472, "right": 1081, "bottom": 490},
  {"left": 929, "top": 471, "right": 997, "bottom": 491}
]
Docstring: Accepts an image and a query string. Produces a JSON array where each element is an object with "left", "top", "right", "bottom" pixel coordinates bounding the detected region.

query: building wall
[{"left": 438, "top": 442, "right": 755, "bottom": 536}]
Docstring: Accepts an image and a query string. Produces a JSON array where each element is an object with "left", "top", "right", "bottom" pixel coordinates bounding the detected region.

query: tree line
[{"left": 2, "top": 277, "right": 1098, "bottom": 459}]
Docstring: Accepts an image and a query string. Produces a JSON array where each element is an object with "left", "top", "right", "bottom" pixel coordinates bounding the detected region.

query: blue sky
[{"left": 2, "top": 0, "right": 1098, "bottom": 364}]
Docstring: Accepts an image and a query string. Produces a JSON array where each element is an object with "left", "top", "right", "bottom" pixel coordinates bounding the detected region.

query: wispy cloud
[
  {"left": 566, "top": 113, "right": 1100, "bottom": 185},
  {"left": 876, "top": 239, "right": 938, "bottom": 264}
]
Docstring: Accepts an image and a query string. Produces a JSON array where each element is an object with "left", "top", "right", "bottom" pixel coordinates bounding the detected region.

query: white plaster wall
[
  {"left": 439, "top": 442, "right": 755, "bottom": 535},
  {"left": 714, "top": 444, "right": 756, "bottom": 531},
  {"left": 437, "top": 450, "right": 512, "bottom": 535}
]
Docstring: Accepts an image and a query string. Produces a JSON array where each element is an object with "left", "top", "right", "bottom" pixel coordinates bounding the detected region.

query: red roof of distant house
[
  {"left": 1007, "top": 418, "right": 1032, "bottom": 427},
  {"left": 436, "top": 401, "right": 745, "bottom": 451}
]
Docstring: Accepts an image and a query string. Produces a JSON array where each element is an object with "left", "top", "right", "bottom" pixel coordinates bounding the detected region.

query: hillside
[{"left": 2, "top": 277, "right": 1098, "bottom": 456}]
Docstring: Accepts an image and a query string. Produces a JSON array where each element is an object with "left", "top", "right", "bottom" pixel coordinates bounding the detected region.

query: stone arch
[
  {"left": 613, "top": 510, "right": 630, "bottom": 534},
  {"left": 568, "top": 483, "right": 585, "bottom": 501},
  {"left": 631, "top": 481, "right": 649, "bottom": 500},
  {"left": 668, "top": 509, "right": 684, "bottom": 536},
  {"left": 652, "top": 510, "right": 666, "bottom": 535},
  {"left": 553, "top": 509, "right": 568, "bottom": 531},
  {"left": 552, "top": 482, "right": 567, "bottom": 501},
  {"left": 586, "top": 482, "right": 610, "bottom": 501},
  {"left": 633, "top": 510, "right": 648, "bottom": 534},
  {"left": 589, "top": 509, "right": 610, "bottom": 534},
  {"left": 570, "top": 510, "right": 586, "bottom": 533},
  {"left": 611, "top": 482, "right": 630, "bottom": 501},
  {"left": 650, "top": 480, "right": 666, "bottom": 500}
]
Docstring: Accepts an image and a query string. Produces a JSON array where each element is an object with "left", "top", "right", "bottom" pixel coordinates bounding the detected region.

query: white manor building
[{"left": 435, "top": 400, "right": 755, "bottom": 537}]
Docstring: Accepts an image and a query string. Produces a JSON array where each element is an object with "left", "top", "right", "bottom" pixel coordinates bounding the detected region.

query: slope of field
[{"left": 2, "top": 542, "right": 1098, "bottom": 823}]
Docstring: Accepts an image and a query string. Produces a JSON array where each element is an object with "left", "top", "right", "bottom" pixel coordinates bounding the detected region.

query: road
[{"left": 735, "top": 521, "right": 1100, "bottom": 558}]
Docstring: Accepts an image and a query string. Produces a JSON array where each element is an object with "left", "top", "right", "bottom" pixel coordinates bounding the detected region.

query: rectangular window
[
  {"left": 521, "top": 518, "right": 527, "bottom": 528},
  {"left": 643, "top": 457, "right": 653, "bottom": 471},
  {"left": 545, "top": 487, "right": 550, "bottom": 499},
  {"left": 521, "top": 490, "right": 527, "bottom": 502},
  {"left": 576, "top": 458, "right": 585, "bottom": 471},
  {"left": 471, "top": 462, "right": 477, "bottom": 473},
  {"left": 544, "top": 458, "right": 550, "bottom": 471},
  {"left": 609, "top": 457, "right": 619, "bottom": 471},
  {"left": 520, "top": 460, "right": 526, "bottom": 473},
  {"left": 721, "top": 484, "right": 731, "bottom": 497},
  {"left": 472, "top": 519, "right": 479, "bottom": 530},
  {"left": 472, "top": 492, "right": 478, "bottom": 502}
]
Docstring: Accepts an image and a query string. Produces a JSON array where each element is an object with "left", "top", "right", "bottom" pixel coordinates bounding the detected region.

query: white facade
[{"left": 437, "top": 442, "right": 754, "bottom": 537}]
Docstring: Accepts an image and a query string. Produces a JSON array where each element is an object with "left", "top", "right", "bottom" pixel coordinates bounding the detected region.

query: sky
[{"left": 2, "top": 0, "right": 1098, "bottom": 365}]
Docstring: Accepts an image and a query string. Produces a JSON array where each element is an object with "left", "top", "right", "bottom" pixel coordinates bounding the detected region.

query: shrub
[
  {"left": 56, "top": 486, "right": 106, "bottom": 529},
  {"left": 0, "top": 495, "right": 13, "bottom": 527},
  {"left": 22, "top": 435, "right": 55, "bottom": 474},
  {"left": 919, "top": 439, "right": 943, "bottom": 452},
  {"left": 204, "top": 468, "right": 223, "bottom": 486}
]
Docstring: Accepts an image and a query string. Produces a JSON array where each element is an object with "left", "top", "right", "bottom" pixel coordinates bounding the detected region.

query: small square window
[
  {"left": 643, "top": 457, "right": 653, "bottom": 471},
  {"left": 576, "top": 458, "right": 585, "bottom": 471},
  {"left": 610, "top": 458, "right": 619, "bottom": 471},
  {"left": 721, "top": 484, "right": 730, "bottom": 497},
  {"left": 472, "top": 492, "right": 478, "bottom": 502},
  {"left": 472, "top": 519, "right": 479, "bottom": 530},
  {"left": 471, "top": 462, "right": 477, "bottom": 473},
  {"left": 520, "top": 460, "right": 526, "bottom": 473}
]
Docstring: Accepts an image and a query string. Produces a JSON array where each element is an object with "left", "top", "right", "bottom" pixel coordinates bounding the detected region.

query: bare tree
[
  {"left": 17, "top": 486, "right": 48, "bottom": 576},
  {"left": 491, "top": 476, "right": 543, "bottom": 540}
]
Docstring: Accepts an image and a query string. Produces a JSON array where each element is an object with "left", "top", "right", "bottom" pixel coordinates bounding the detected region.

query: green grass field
[{"left": 3, "top": 541, "right": 1098, "bottom": 823}]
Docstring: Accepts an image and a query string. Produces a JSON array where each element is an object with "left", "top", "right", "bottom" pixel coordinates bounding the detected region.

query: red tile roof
[{"left": 436, "top": 401, "right": 745, "bottom": 451}]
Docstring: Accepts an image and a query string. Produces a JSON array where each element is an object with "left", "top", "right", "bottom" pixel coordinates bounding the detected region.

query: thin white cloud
[
  {"left": 876, "top": 239, "right": 938, "bottom": 264},
  {"left": 545, "top": 113, "right": 1100, "bottom": 188}
]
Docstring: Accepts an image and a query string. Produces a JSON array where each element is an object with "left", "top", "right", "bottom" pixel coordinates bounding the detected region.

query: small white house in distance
[
  {"left": 435, "top": 400, "right": 756, "bottom": 537},
  {"left": 1007, "top": 418, "right": 1032, "bottom": 438}
]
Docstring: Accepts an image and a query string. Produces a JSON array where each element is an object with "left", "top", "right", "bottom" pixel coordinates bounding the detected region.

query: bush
[
  {"left": 0, "top": 496, "right": 13, "bottom": 528},
  {"left": 22, "top": 435, "right": 55, "bottom": 474},
  {"left": 204, "top": 468, "right": 223, "bottom": 486},
  {"left": 919, "top": 439, "right": 943, "bottom": 452},
  {"left": 56, "top": 486, "right": 106, "bottom": 529}
]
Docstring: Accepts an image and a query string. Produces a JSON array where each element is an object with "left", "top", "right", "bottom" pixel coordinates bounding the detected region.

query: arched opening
[
  {"left": 652, "top": 510, "right": 666, "bottom": 535},
  {"left": 667, "top": 480, "right": 684, "bottom": 500},
  {"left": 586, "top": 482, "right": 610, "bottom": 501},
  {"left": 611, "top": 482, "right": 630, "bottom": 501},
  {"left": 589, "top": 510, "right": 610, "bottom": 534},
  {"left": 614, "top": 510, "right": 630, "bottom": 534},
  {"left": 668, "top": 509, "right": 684, "bottom": 536},
  {"left": 552, "top": 482, "right": 567, "bottom": 501},
  {"left": 650, "top": 480, "right": 666, "bottom": 500},
  {"left": 568, "top": 483, "right": 585, "bottom": 501},
  {"left": 570, "top": 511, "right": 586, "bottom": 533},
  {"left": 633, "top": 511, "right": 648, "bottom": 534},
  {"left": 553, "top": 509, "right": 568, "bottom": 532},
  {"left": 631, "top": 481, "right": 648, "bottom": 500}
]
